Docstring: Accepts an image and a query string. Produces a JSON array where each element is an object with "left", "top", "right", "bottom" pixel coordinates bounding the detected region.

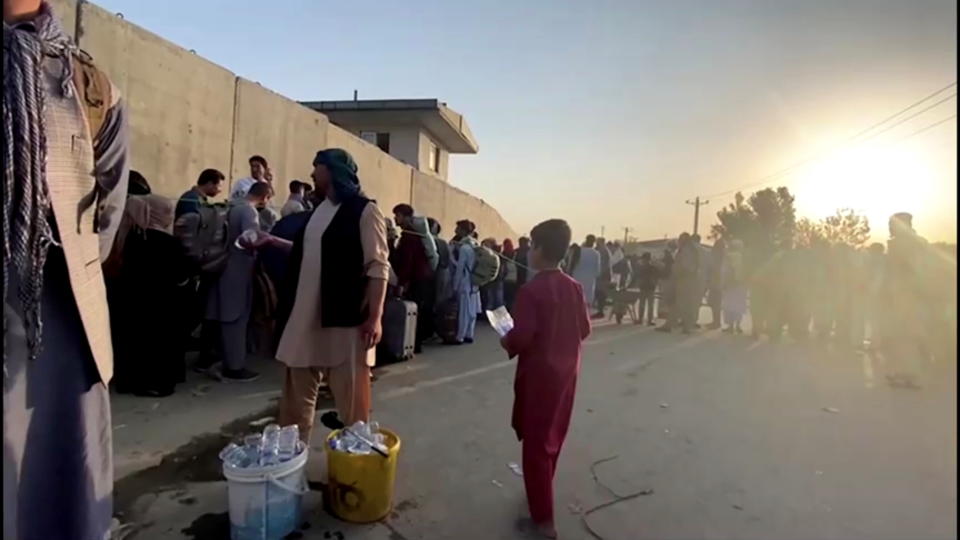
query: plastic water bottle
[
  {"left": 260, "top": 424, "right": 281, "bottom": 466},
  {"left": 277, "top": 425, "right": 299, "bottom": 462},
  {"left": 220, "top": 443, "right": 252, "bottom": 468}
]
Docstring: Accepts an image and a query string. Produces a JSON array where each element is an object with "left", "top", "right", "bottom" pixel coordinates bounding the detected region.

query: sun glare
[{"left": 793, "top": 141, "right": 938, "bottom": 236}]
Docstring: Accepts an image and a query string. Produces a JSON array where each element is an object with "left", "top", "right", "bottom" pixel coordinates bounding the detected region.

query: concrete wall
[
  {"left": 230, "top": 80, "right": 329, "bottom": 199},
  {"left": 326, "top": 125, "right": 414, "bottom": 215},
  {"left": 388, "top": 128, "right": 421, "bottom": 169},
  {"left": 64, "top": 0, "right": 514, "bottom": 236},
  {"left": 412, "top": 171, "right": 514, "bottom": 241},
  {"left": 50, "top": 0, "right": 75, "bottom": 39},
  {"left": 78, "top": 1, "right": 236, "bottom": 198}
]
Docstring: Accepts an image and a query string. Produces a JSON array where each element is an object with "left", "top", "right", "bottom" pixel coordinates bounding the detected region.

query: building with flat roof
[{"left": 300, "top": 98, "right": 478, "bottom": 182}]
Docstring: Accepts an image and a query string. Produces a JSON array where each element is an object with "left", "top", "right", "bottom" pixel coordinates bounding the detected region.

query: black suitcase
[
  {"left": 435, "top": 298, "right": 460, "bottom": 344},
  {"left": 377, "top": 298, "right": 418, "bottom": 365}
]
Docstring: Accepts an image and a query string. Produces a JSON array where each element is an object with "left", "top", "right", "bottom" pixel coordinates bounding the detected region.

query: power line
[
  {"left": 861, "top": 92, "right": 957, "bottom": 141},
  {"left": 897, "top": 113, "right": 957, "bottom": 140},
  {"left": 847, "top": 81, "right": 956, "bottom": 142},
  {"left": 700, "top": 84, "right": 957, "bottom": 200}
]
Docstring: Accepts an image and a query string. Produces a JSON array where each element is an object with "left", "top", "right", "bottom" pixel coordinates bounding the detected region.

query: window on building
[
  {"left": 376, "top": 133, "right": 391, "bottom": 153},
  {"left": 428, "top": 142, "right": 440, "bottom": 173},
  {"left": 360, "top": 131, "right": 391, "bottom": 153}
]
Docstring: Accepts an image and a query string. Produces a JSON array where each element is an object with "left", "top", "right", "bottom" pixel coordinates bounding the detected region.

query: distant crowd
[{"left": 559, "top": 216, "right": 955, "bottom": 390}]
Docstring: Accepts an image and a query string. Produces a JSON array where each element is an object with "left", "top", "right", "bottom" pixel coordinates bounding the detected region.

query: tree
[
  {"left": 795, "top": 217, "right": 825, "bottom": 249},
  {"left": 712, "top": 187, "right": 797, "bottom": 254},
  {"left": 820, "top": 208, "right": 870, "bottom": 249},
  {"left": 711, "top": 192, "right": 755, "bottom": 242},
  {"left": 710, "top": 186, "right": 798, "bottom": 282}
]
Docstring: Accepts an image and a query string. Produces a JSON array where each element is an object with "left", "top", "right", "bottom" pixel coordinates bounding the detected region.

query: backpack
[
  {"left": 71, "top": 51, "right": 114, "bottom": 233},
  {"left": 436, "top": 238, "right": 451, "bottom": 270},
  {"left": 410, "top": 216, "right": 439, "bottom": 271},
  {"left": 174, "top": 202, "right": 230, "bottom": 274},
  {"left": 471, "top": 244, "right": 501, "bottom": 287},
  {"left": 72, "top": 50, "right": 112, "bottom": 145}
]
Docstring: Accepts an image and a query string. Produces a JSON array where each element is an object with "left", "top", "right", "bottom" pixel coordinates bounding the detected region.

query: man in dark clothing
[
  {"left": 516, "top": 236, "right": 531, "bottom": 286},
  {"left": 175, "top": 168, "right": 225, "bottom": 219},
  {"left": 632, "top": 252, "right": 660, "bottom": 325},
  {"left": 657, "top": 246, "right": 675, "bottom": 321},
  {"left": 173, "top": 168, "right": 226, "bottom": 364},
  {"left": 392, "top": 204, "right": 435, "bottom": 353},
  {"left": 658, "top": 233, "right": 700, "bottom": 333},
  {"left": 706, "top": 239, "right": 726, "bottom": 329}
]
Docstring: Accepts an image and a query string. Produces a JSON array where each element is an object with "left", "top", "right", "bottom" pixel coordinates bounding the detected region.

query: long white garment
[
  {"left": 574, "top": 247, "right": 601, "bottom": 303},
  {"left": 452, "top": 241, "right": 481, "bottom": 341}
]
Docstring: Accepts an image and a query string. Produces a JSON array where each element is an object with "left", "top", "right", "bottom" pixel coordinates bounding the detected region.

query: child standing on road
[{"left": 500, "top": 219, "right": 592, "bottom": 538}]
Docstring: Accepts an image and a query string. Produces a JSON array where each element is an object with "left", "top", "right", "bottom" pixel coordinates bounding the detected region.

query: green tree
[
  {"left": 795, "top": 217, "right": 826, "bottom": 249},
  {"left": 712, "top": 187, "right": 797, "bottom": 252},
  {"left": 820, "top": 208, "right": 870, "bottom": 249},
  {"left": 711, "top": 187, "right": 798, "bottom": 278}
]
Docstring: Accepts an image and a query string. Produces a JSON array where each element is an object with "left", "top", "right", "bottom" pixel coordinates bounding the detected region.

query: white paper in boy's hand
[{"left": 486, "top": 307, "right": 514, "bottom": 337}]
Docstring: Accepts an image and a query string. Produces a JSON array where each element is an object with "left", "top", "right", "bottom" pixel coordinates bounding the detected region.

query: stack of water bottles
[
  {"left": 328, "top": 421, "right": 387, "bottom": 455},
  {"left": 219, "top": 424, "right": 304, "bottom": 469}
]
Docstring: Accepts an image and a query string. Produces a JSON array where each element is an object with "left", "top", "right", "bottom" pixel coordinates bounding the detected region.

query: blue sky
[{"left": 92, "top": 0, "right": 957, "bottom": 242}]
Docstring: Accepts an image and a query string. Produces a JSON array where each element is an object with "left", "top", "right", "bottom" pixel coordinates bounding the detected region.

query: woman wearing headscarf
[
  {"left": 111, "top": 195, "right": 193, "bottom": 397},
  {"left": 262, "top": 149, "right": 390, "bottom": 442}
]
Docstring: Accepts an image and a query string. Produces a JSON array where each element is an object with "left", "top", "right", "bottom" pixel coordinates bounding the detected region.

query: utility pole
[
  {"left": 623, "top": 227, "right": 632, "bottom": 245},
  {"left": 685, "top": 196, "right": 710, "bottom": 236},
  {"left": 600, "top": 225, "right": 606, "bottom": 239}
]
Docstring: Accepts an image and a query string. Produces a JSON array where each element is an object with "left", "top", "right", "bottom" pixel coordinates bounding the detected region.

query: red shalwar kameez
[{"left": 503, "top": 269, "right": 592, "bottom": 525}]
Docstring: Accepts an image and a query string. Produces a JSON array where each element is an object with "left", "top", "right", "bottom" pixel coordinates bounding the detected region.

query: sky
[{"left": 92, "top": 0, "right": 957, "bottom": 243}]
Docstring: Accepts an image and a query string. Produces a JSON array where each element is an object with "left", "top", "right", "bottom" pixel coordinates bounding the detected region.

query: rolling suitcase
[
  {"left": 377, "top": 298, "right": 418, "bottom": 365},
  {"left": 435, "top": 298, "right": 460, "bottom": 344}
]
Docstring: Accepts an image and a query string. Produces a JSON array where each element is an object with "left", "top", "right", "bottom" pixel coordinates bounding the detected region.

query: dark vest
[{"left": 275, "top": 197, "right": 372, "bottom": 348}]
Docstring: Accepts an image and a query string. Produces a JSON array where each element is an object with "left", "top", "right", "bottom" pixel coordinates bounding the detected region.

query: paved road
[{"left": 127, "top": 317, "right": 957, "bottom": 540}]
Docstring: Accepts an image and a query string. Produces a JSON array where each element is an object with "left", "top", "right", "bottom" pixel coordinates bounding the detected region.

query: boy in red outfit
[{"left": 501, "top": 219, "right": 592, "bottom": 538}]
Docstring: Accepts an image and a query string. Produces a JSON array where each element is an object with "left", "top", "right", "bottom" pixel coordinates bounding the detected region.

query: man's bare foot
[{"left": 535, "top": 522, "right": 558, "bottom": 539}]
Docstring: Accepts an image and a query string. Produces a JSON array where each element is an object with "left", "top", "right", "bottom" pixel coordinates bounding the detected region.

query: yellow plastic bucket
[{"left": 325, "top": 428, "right": 401, "bottom": 523}]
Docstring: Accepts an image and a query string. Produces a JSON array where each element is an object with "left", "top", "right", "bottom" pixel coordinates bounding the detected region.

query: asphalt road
[{"left": 129, "top": 316, "right": 957, "bottom": 540}]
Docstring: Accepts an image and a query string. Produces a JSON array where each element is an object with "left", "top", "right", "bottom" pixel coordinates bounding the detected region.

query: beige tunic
[{"left": 276, "top": 199, "right": 390, "bottom": 368}]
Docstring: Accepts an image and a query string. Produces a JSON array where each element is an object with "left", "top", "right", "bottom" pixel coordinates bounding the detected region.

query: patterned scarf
[{"left": 2, "top": 2, "right": 77, "bottom": 364}]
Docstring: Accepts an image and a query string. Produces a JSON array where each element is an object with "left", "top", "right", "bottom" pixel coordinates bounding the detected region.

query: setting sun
[{"left": 793, "top": 139, "right": 941, "bottom": 238}]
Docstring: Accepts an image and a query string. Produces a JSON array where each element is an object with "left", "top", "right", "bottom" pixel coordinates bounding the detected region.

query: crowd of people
[
  {"left": 2, "top": 3, "right": 954, "bottom": 540},
  {"left": 559, "top": 217, "right": 954, "bottom": 392}
]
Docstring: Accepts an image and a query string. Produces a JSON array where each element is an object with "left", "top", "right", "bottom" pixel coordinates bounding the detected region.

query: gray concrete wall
[
  {"left": 49, "top": 0, "right": 76, "bottom": 39},
  {"left": 78, "top": 1, "right": 236, "bottom": 198},
  {"left": 65, "top": 1, "right": 514, "bottom": 236},
  {"left": 390, "top": 128, "right": 421, "bottom": 169},
  {"left": 231, "top": 79, "right": 329, "bottom": 201},
  {"left": 412, "top": 171, "right": 515, "bottom": 241}
]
